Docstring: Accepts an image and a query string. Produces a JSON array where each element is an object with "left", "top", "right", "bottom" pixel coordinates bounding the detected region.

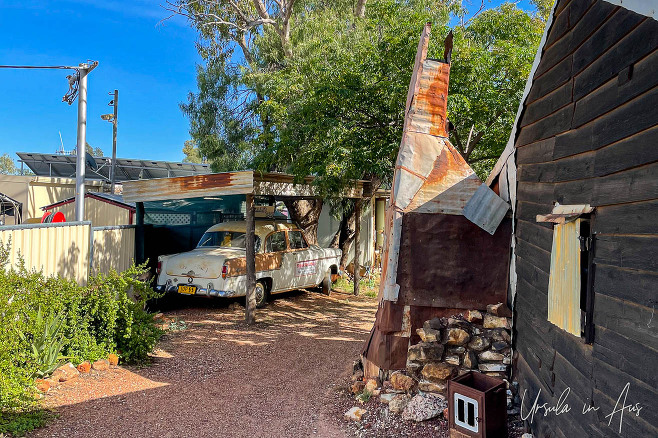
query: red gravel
[{"left": 30, "top": 290, "right": 378, "bottom": 438}]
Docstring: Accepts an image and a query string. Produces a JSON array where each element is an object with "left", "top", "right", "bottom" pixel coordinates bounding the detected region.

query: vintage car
[{"left": 154, "top": 220, "right": 341, "bottom": 307}]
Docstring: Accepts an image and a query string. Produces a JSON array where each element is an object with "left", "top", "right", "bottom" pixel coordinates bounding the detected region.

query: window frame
[{"left": 286, "top": 230, "right": 309, "bottom": 251}]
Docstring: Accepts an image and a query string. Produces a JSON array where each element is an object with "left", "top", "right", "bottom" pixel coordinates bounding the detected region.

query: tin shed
[{"left": 362, "top": 24, "right": 513, "bottom": 371}]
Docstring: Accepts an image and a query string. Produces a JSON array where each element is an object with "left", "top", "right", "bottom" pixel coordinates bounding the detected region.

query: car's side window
[
  {"left": 288, "top": 230, "right": 308, "bottom": 250},
  {"left": 266, "top": 231, "right": 287, "bottom": 252}
]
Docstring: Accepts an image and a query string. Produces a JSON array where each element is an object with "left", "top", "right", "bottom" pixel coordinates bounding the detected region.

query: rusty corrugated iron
[
  {"left": 122, "top": 171, "right": 364, "bottom": 203},
  {"left": 381, "top": 24, "right": 482, "bottom": 302},
  {"left": 547, "top": 220, "right": 582, "bottom": 337}
]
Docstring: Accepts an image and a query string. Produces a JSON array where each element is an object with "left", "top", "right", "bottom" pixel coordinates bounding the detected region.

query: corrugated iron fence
[{"left": 0, "top": 222, "right": 136, "bottom": 284}]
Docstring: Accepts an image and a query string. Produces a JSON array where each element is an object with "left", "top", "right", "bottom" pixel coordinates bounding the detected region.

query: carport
[{"left": 122, "top": 171, "right": 365, "bottom": 323}]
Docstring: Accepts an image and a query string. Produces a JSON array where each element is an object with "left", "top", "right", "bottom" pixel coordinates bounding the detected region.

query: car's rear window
[{"left": 197, "top": 231, "right": 261, "bottom": 252}]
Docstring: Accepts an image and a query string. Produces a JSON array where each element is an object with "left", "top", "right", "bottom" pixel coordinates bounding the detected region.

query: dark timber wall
[{"left": 512, "top": 0, "right": 658, "bottom": 436}]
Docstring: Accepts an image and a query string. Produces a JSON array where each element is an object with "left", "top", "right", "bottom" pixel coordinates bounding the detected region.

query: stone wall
[{"left": 405, "top": 303, "right": 512, "bottom": 394}]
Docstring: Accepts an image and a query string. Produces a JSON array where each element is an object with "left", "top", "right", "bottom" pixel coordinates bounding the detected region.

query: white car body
[{"left": 155, "top": 220, "right": 341, "bottom": 299}]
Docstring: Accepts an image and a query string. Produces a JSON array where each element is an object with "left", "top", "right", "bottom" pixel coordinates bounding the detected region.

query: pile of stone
[
  {"left": 34, "top": 354, "right": 120, "bottom": 395},
  {"left": 345, "top": 303, "right": 514, "bottom": 424},
  {"left": 407, "top": 303, "right": 512, "bottom": 394}
]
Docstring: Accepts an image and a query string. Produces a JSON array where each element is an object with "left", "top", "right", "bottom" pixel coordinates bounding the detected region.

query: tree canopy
[{"left": 175, "top": 0, "right": 546, "bottom": 186}]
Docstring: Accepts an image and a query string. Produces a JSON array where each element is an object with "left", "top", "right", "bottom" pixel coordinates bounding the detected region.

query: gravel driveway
[{"left": 31, "top": 290, "right": 378, "bottom": 438}]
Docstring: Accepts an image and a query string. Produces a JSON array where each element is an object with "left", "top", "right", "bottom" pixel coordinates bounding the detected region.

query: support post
[
  {"left": 135, "top": 202, "right": 145, "bottom": 265},
  {"left": 354, "top": 200, "right": 361, "bottom": 296},
  {"left": 110, "top": 89, "right": 118, "bottom": 194},
  {"left": 74, "top": 61, "right": 98, "bottom": 221},
  {"left": 245, "top": 194, "right": 256, "bottom": 324}
]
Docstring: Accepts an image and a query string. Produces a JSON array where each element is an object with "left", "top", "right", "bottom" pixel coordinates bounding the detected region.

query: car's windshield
[{"left": 197, "top": 231, "right": 261, "bottom": 252}]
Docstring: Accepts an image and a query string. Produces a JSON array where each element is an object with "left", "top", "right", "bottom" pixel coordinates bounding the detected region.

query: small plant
[
  {"left": 356, "top": 388, "right": 373, "bottom": 404},
  {"left": 16, "top": 307, "right": 65, "bottom": 378},
  {"left": 168, "top": 319, "right": 188, "bottom": 331}
]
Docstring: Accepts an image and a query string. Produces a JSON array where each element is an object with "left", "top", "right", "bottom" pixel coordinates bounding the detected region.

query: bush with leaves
[{"left": 0, "top": 239, "right": 163, "bottom": 420}]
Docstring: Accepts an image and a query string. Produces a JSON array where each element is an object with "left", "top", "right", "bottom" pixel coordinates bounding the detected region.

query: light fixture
[{"left": 100, "top": 113, "right": 114, "bottom": 122}]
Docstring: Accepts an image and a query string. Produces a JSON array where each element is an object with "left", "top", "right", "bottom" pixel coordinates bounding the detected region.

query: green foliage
[
  {"left": 16, "top": 307, "right": 66, "bottom": 379},
  {"left": 0, "top": 154, "right": 19, "bottom": 175},
  {"left": 356, "top": 388, "right": 373, "bottom": 403},
  {"left": 180, "top": 0, "right": 547, "bottom": 189},
  {"left": 0, "top": 240, "right": 163, "bottom": 421},
  {"left": 0, "top": 410, "right": 51, "bottom": 437}
]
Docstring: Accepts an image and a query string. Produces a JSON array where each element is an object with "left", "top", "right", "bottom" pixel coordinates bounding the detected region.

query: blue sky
[
  {"left": 0, "top": 0, "right": 200, "bottom": 163},
  {"left": 0, "top": 0, "right": 538, "bottom": 166}
]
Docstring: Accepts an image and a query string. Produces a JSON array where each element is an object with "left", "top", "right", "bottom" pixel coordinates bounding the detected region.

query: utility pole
[
  {"left": 110, "top": 89, "right": 118, "bottom": 193},
  {"left": 74, "top": 61, "right": 98, "bottom": 222}
]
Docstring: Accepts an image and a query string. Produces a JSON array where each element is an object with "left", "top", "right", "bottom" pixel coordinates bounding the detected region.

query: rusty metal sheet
[
  {"left": 122, "top": 171, "right": 254, "bottom": 203},
  {"left": 396, "top": 213, "right": 511, "bottom": 310},
  {"left": 547, "top": 220, "right": 581, "bottom": 337},
  {"left": 463, "top": 184, "right": 510, "bottom": 235}
]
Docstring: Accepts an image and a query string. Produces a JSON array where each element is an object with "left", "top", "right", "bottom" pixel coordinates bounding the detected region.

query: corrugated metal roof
[{"left": 121, "top": 171, "right": 364, "bottom": 203}]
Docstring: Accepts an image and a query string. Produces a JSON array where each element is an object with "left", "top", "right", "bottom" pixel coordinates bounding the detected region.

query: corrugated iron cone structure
[{"left": 362, "top": 24, "right": 512, "bottom": 371}]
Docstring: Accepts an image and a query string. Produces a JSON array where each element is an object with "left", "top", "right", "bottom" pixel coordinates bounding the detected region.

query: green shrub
[{"left": 0, "top": 239, "right": 163, "bottom": 427}]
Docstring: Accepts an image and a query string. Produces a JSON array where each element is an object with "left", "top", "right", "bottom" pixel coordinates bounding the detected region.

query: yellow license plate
[{"left": 178, "top": 285, "right": 197, "bottom": 295}]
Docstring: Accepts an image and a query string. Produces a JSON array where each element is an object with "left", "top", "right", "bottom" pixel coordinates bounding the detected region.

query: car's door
[
  {"left": 264, "top": 231, "right": 290, "bottom": 292},
  {"left": 287, "top": 230, "right": 319, "bottom": 288}
]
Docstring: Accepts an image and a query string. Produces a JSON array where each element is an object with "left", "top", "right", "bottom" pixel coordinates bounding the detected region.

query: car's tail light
[
  {"left": 157, "top": 260, "right": 162, "bottom": 275},
  {"left": 222, "top": 264, "right": 227, "bottom": 279}
]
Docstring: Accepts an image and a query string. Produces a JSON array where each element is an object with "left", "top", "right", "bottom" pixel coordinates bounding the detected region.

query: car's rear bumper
[{"left": 155, "top": 283, "right": 241, "bottom": 298}]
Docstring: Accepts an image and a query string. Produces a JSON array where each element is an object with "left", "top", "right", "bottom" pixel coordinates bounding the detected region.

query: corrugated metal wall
[
  {"left": 49, "top": 197, "right": 132, "bottom": 227},
  {"left": 91, "top": 226, "right": 136, "bottom": 275},
  {"left": 0, "top": 222, "right": 136, "bottom": 283},
  {"left": 547, "top": 220, "right": 582, "bottom": 336},
  {"left": 0, "top": 222, "right": 91, "bottom": 284}
]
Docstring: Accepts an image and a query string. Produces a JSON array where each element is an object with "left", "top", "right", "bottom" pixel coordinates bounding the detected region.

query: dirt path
[{"left": 31, "top": 290, "right": 378, "bottom": 438}]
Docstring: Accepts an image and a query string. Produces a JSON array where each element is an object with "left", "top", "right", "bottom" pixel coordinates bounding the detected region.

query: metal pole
[
  {"left": 110, "top": 89, "right": 118, "bottom": 193},
  {"left": 245, "top": 194, "right": 256, "bottom": 324},
  {"left": 74, "top": 62, "right": 97, "bottom": 221},
  {"left": 75, "top": 67, "right": 88, "bottom": 221}
]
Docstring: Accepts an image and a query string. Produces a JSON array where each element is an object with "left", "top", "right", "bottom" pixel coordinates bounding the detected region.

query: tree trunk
[
  {"left": 284, "top": 199, "right": 323, "bottom": 245},
  {"left": 355, "top": 0, "right": 367, "bottom": 17}
]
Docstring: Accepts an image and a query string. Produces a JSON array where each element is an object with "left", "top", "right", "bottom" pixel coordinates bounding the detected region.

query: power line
[{"left": 0, "top": 65, "right": 78, "bottom": 70}]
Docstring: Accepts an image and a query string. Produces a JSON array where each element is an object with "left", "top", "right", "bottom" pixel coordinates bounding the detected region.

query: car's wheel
[
  {"left": 320, "top": 269, "right": 332, "bottom": 296},
  {"left": 252, "top": 280, "right": 268, "bottom": 308}
]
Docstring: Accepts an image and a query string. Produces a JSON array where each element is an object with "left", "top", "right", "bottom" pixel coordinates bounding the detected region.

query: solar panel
[{"left": 15, "top": 152, "right": 211, "bottom": 182}]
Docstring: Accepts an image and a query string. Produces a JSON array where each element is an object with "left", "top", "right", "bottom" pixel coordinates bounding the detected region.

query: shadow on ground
[{"left": 30, "top": 289, "right": 378, "bottom": 438}]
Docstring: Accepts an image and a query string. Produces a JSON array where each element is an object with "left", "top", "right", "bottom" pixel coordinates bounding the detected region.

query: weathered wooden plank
[
  {"left": 517, "top": 219, "right": 555, "bottom": 256},
  {"left": 554, "top": 86, "right": 658, "bottom": 159},
  {"left": 516, "top": 137, "right": 556, "bottom": 165},
  {"left": 568, "top": 0, "right": 595, "bottom": 27},
  {"left": 593, "top": 293, "right": 657, "bottom": 347},
  {"left": 595, "top": 199, "right": 658, "bottom": 235},
  {"left": 528, "top": 55, "right": 574, "bottom": 104},
  {"left": 594, "top": 263, "right": 658, "bottom": 308},
  {"left": 572, "top": 8, "right": 645, "bottom": 75},
  {"left": 594, "top": 325, "right": 658, "bottom": 389},
  {"left": 592, "top": 388, "right": 656, "bottom": 437},
  {"left": 574, "top": 18, "right": 658, "bottom": 100},
  {"left": 516, "top": 239, "right": 552, "bottom": 275},
  {"left": 521, "top": 81, "right": 573, "bottom": 128},
  {"left": 592, "top": 162, "right": 658, "bottom": 206},
  {"left": 592, "top": 125, "right": 658, "bottom": 177},
  {"left": 544, "top": 0, "right": 572, "bottom": 47},
  {"left": 553, "top": 177, "right": 595, "bottom": 205},
  {"left": 573, "top": 48, "right": 658, "bottom": 128},
  {"left": 515, "top": 353, "right": 558, "bottom": 438},
  {"left": 534, "top": 1, "right": 617, "bottom": 78},
  {"left": 517, "top": 200, "right": 554, "bottom": 229},
  {"left": 592, "top": 358, "right": 658, "bottom": 435},
  {"left": 516, "top": 181, "right": 555, "bottom": 204},
  {"left": 517, "top": 103, "right": 574, "bottom": 147},
  {"left": 552, "top": 327, "right": 593, "bottom": 378},
  {"left": 517, "top": 275, "right": 549, "bottom": 317},
  {"left": 595, "top": 235, "right": 658, "bottom": 272}
]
